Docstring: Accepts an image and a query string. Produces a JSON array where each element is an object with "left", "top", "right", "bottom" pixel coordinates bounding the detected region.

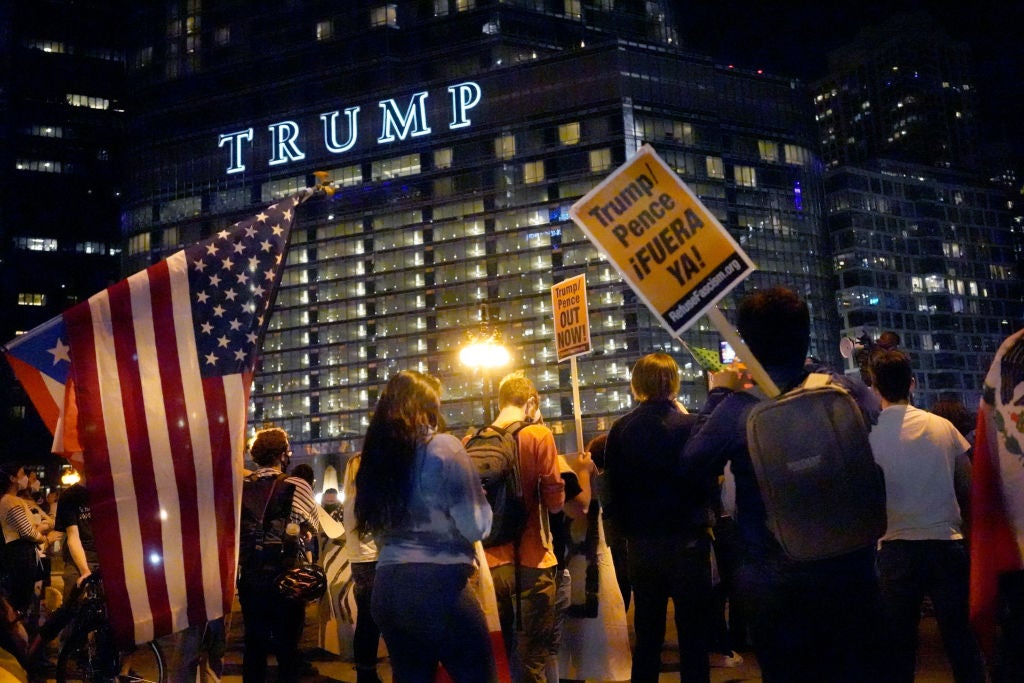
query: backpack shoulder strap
[
  {"left": 257, "top": 473, "right": 289, "bottom": 531},
  {"left": 507, "top": 420, "right": 530, "bottom": 437},
  {"left": 803, "top": 372, "right": 832, "bottom": 389}
]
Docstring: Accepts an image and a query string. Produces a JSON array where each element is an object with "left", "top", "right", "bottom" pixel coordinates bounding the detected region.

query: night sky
[{"left": 668, "top": 0, "right": 1024, "bottom": 173}]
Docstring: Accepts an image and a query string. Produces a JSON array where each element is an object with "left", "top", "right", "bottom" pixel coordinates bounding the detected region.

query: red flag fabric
[
  {"left": 3, "top": 191, "right": 310, "bottom": 646},
  {"left": 970, "top": 328, "right": 1024, "bottom": 653}
]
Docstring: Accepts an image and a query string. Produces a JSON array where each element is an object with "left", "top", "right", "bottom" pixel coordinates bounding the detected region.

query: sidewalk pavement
[
  {"left": 30, "top": 562, "right": 957, "bottom": 682},
  {"left": 213, "top": 597, "right": 958, "bottom": 683}
]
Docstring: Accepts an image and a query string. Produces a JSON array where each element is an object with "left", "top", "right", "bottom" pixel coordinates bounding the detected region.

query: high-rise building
[
  {"left": 814, "top": 12, "right": 982, "bottom": 173},
  {"left": 0, "top": 1, "right": 125, "bottom": 458},
  {"left": 118, "top": 1, "right": 835, "bottom": 457},
  {"left": 814, "top": 13, "right": 1021, "bottom": 410},
  {"left": 826, "top": 160, "right": 1019, "bottom": 409}
]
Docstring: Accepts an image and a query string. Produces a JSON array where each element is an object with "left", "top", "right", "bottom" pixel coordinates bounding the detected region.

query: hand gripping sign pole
[
  {"left": 551, "top": 274, "right": 592, "bottom": 453},
  {"left": 568, "top": 144, "right": 779, "bottom": 398}
]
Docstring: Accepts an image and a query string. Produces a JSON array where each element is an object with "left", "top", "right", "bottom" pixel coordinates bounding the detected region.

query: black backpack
[
  {"left": 465, "top": 420, "right": 530, "bottom": 548},
  {"left": 238, "top": 473, "right": 296, "bottom": 572}
]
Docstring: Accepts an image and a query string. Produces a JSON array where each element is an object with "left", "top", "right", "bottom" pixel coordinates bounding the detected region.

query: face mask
[
  {"left": 323, "top": 503, "right": 340, "bottom": 514},
  {"left": 17, "top": 475, "right": 29, "bottom": 491}
]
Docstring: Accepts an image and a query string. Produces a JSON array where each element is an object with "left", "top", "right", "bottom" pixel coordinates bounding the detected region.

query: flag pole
[{"left": 570, "top": 355, "right": 585, "bottom": 454}]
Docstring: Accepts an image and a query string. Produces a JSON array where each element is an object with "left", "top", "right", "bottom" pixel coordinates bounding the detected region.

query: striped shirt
[
  {"left": 0, "top": 494, "right": 43, "bottom": 544},
  {"left": 249, "top": 467, "right": 319, "bottom": 533}
]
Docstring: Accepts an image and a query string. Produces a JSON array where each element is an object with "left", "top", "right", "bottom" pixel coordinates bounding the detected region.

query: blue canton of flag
[{"left": 188, "top": 203, "right": 293, "bottom": 377}]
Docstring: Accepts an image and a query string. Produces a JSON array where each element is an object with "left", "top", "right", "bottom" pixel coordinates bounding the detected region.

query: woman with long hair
[
  {"left": 355, "top": 370, "right": 496, "bottom": 682},
  {"left": 0, "top": 464, "right": 48, "bottom": 621}
]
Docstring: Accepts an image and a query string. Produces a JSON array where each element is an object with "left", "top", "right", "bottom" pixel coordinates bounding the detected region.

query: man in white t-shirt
[{"left": 868, "top": 350, "right": 985, "bottom": 683}]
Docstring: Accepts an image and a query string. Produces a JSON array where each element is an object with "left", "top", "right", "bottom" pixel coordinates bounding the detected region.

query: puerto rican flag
[
  {"left": 3, "top": 190, "right": 311, "bottom": 646},
  {"left": 970, "top": 328, "right": 1024, "bottom": 654}
]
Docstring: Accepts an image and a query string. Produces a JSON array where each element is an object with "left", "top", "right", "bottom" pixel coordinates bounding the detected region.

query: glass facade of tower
[
  {"left": 827, "top": 160, "right": 1020, "bottom": 410},
  {"left": 814, "top": 12, "right": 1021, "bottom": 412},
  {"left": 121, "top": 1, "right": 833, "bottom": 456},
  {"left": 813, "top": 13, "right": 981, "bottom": 172},
  {"left": 0, "top": 1, "right": 126, "bottom": 458}
]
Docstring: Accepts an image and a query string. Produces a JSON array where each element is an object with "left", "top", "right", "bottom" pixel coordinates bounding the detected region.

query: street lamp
[{"left": 459, "top": 304, "right": 511, "bottom": 424}]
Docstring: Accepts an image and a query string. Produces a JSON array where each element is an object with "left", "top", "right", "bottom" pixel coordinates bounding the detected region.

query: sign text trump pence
[
  {"left": 569, "top": 144, "right": 755, "bottom": 336},
  {"left": 551, "top": 274, "right": 592, "bottom": 362}
]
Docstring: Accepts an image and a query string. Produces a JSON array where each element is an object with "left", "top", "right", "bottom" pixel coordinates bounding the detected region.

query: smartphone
[{"left": 719, "top": 340, "right": 738, "bottom": 365}]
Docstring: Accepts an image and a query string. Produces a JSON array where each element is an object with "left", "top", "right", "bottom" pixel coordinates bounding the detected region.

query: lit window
[
  {"left": 524, "top": 160, "right": 545, "bottom": 184},
  {"left": 495, "top": 134, "right": 516, "bottom": 160},
  {"left": 17, "top": 293, "right": 47, "bottom": 307},
  {"left": 434, "top": 147, "right": 453, "bottom": 169},
  {"left": 371, "top": 153, "right": 421, "bottom": 181},
  {"left": 76, "top": 242, "right": 106, "bottom": 254},
  {"left": 564, "top": 0, "right": 582, "bottom": 18},
  {"left": 671, "top": 121, "right": 695, "bottom": 144},
  {"left": 733, "top": 165, "right": 757, "bottom": 188},
  {"left": 758, "top": 140, "right": 779, "bottom": 162},
  {"left": 315, "top": 20, "right": 333, "bottom": 40},
  {"left": 66, "top": 94, "right": 110, "bottom": 110},
  {"left": 163, "top": 227, "right": 181, "bottom": 248},
  {"left": 261, "top": 175, "right": 307, "bottom": 201},
  {"left": 433, "top": 0, "right": 449, "bottom": 16},
  {"left": 26, "top": 125, "right": 63, "bottom": 138},
  {"left": 589, "top": 148, "right": 612, "bottom": 173},
  {"left": 332, "top": 164, "right": 364, "bottom": 187},
  {"left": 17, "top": 237, "right": 58, "bottom": 252},
  {"left": 128, "top": 232, "right": 151, "bottom": 256},
  {"left": 784, "top": 144, "right": 810, "bottom": 166},
  {"left": 558, "top": 122, "right": 580, "bottom": 145},
  {"left": 456, "top": 0, "right": 475, "bottom": 10},
  {"left": 16, "top": 159, "right": 63, "bottom": 173},
  {"left": 370, "top": 5, "right": 398, "bottom": 28},
  {"left": 27, "top": 40, "right": 66, "bottom": 54},
  {"left": 705, "top": 156, "right": 724, "bottom": 179}
]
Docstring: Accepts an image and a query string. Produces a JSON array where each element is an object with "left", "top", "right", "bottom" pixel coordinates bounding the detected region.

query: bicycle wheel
[
  {"left": 116, "top": 640, "right": 164, "bottom": 683},
  {"left": 57, "top": 627, "right": 165, "bottom": 683}
]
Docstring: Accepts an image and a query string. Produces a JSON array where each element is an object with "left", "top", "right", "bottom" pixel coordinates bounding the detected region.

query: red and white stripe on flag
[
  {"left": 57, "top": 191, "right": 310, "bottom": 646},
  {"left": 65, "top": 252, "right": 246, "bottom": 646}
]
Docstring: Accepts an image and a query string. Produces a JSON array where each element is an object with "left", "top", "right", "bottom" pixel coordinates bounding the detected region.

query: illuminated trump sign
[{"left": 217, "top": 81, "right": 482, "bottom": 175}]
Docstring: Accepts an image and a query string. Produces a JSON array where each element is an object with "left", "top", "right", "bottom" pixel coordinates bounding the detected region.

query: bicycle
[{"left": 35, "top": 571, "right": 165, "bottom": 682}]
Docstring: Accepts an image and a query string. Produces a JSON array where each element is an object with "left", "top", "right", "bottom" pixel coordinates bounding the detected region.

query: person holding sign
[
  {"left": 680, "top": 287, "right": 884, "bottom": 682},
  {"left": 603, "top": 353, "right": 717, "bottom": 683}
]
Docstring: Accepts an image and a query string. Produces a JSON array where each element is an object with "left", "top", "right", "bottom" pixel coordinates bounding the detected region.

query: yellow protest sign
[
  {"left": 551, "top": 274, "right": 591, "bottom": 362},
  {"left": 569, "top": 144, "right": 755, "bottom": 335}
]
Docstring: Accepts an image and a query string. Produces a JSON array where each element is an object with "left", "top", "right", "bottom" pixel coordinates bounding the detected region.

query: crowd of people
[{"left": 0, "top": 284, "right": 1017, "bottom": 682}]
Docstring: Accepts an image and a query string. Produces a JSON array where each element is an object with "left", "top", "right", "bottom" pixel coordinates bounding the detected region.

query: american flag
[{"left": 4, "top": 190, "right": 311, "bottom": 646}]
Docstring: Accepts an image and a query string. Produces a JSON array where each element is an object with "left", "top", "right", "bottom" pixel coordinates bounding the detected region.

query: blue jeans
[
  {"left": 877, "top": 540, "right": 985, "bottom": 683},
  {"left": 737, "top": 546, "right": 883, "bottom": 682},
  {"left": 350, "top": 561, "right": 382, "bottom": 673},
  {"left": 628, "top": 534, "right": 713, "bottom": 683},
  {"left": 372, "top": 562, "right": 496, "bottom": 683}
]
